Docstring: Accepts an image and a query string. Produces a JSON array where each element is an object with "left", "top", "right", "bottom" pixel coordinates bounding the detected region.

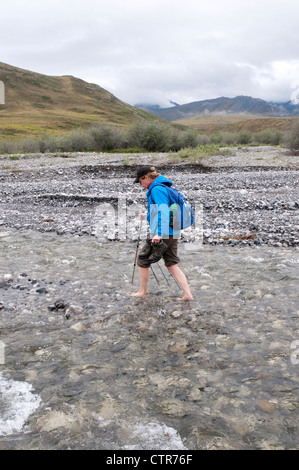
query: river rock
[
  {"left": 65, "top": 304, "right": 84, "bottom": 318},
  {"left": 171, "top": 310, "right": 183, "bottom": 318},
  {"left": 170, "top": 342, "right": 188, "bottom": 353},
  {"left": 159, "top": 399, "right": 189, "bottom": 417},
  {"left": 258, "top": 399, "right": 277, "bottom": 413},
  {"left": 35, "top": 411, "right": 75, "bottom": 432}
]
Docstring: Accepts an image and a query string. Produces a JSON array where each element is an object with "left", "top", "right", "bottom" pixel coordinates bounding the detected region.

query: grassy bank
[{"left": 0, "top": 119, "right": 298, "bottom": 155}]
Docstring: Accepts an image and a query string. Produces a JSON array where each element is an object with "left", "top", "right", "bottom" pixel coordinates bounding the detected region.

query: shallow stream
[{"left": 0, "top": 228, "right": 298, "bottom": 449}]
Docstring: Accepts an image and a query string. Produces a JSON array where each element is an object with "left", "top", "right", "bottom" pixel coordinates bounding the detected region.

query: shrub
[
  {"left": 210, "top": 132, "right": 224, "bottom": 144},
  {"left": 253, "top": 129, "right": 282, "bottom": 145},
  {"left": 236, "top": 130, "right": 252, "bottom": 145},
  {"left": 286, "top": 118, "right": 299, "bottom": 152},
  {"left": 128, "top": 122, "right": 171, "bottom": 151},
  {"left": 166, "top": 128, "right": 182, "bottom": 151},
  {"left": 178, "top": 129, "right": 200, "bottom": 149},
  {"left": 0, "top": 140, "right": 19, "bottom": 154},
  {"left": 37, "top": 135, "right": 60, "bottom": 153},
  {"left": 220, "top": 132, "right": 238, "bottom": 145},
  {"left": 21, "top": 138, "right": 42, "bottom": 154},
  {"left": 57, "top": 129, "right": 93, "bottom": 152},
  {"left": 90, "top": 125, "right": 123, "bottom": 151},
  {"left": 197, "top": 134, "right": 211, "bottom": 145}
]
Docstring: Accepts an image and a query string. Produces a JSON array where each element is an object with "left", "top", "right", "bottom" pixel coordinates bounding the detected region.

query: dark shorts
[{"left": 137, "top": 237, "right": 180, "bottom": 268}]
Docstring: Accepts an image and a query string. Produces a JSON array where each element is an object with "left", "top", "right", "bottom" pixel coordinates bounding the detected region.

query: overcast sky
[{"left": 1, "top": 0, "right": 299, "bottom": 107}]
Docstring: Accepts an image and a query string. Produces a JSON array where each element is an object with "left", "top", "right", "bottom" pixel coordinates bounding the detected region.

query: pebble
[
  {"left": 36, "top": 287, "right": 48, "bottom": 294},
  {"left": 70, "top": 322, "right": 86, "bottom": 332},
  {"left": 171, "top": 310, "right": 182, "bottom": 318},
  {"left": 258, "top": 400, "right": 277, "bottom": 413},
  {"left": 65, "top": 305, "right": 84, "bottom": 317},
  {"left": 170, "top": 342, "right": 188, "bottom": 353}
]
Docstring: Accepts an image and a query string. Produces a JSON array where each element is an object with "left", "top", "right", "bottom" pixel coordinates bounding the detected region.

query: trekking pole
[
  {"left": 150, "top": 265, "right": 160, "bottom": 286},
  {"left": 169, "top": 272, "right": 182, "bottom": 291},
  {"left": 157, "top": 262, "right": 171, "bottom": 287},
  {"left": 132, "top": 219, "right": 143, "bottom": 284}
]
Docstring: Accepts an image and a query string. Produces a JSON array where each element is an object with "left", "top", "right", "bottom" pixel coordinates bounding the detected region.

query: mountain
[
  {"left": 0, "top": 62, "right": 159, "bottom": 140},
  {"left": 135, "top": 100, "right": 180, "bottom": 112},
  {"left": 135, "top": 95, "right": 299, "bottom": 121},
  {"left": 269, "top": 100, "right": 299, "bottom": 115}
]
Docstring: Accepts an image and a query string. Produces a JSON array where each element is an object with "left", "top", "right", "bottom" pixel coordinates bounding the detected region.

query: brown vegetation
[{"left": 174, "top": 114, "right": 295, "bottom": 135}]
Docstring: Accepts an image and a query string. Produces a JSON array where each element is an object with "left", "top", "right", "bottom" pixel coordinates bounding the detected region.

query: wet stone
[{"left": 36, "top": 287, "right": 48, "bottom": 294}]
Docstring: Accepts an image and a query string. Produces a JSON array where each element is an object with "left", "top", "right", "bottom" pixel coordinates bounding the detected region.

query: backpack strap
[{"left": 148, "top": 182, "right": 172, "bottom": 206}]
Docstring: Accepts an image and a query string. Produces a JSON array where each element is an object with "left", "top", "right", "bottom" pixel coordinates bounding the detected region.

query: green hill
[{"left": 0, "top": 62, "right": 158, "bottom": 141}]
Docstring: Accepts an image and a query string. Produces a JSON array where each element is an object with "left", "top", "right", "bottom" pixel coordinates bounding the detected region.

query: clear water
[{"left": 0, "top": 228, "right": 298, "bottom": 449}]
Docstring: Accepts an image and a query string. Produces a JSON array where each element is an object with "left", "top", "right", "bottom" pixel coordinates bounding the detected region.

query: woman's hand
[{"left": 151, "top": 235, "right": 161, "bottom": 244}]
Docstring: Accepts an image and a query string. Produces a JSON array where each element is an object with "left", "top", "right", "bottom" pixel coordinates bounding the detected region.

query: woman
[{"left": 131, "top": 165, "right": 194, "bottom": 301}]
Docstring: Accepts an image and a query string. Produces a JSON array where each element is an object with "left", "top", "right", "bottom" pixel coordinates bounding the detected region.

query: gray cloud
[{"left": 0, "top": 0, "right": 298, "bottom": 106}]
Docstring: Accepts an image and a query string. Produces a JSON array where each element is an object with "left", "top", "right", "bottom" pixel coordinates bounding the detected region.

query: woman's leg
[
  {"left": 130, "top": 267, "right": 149, "bottom": 297},
  {"left": 167, "top": 264, "right": 194, "bottom": 300}
]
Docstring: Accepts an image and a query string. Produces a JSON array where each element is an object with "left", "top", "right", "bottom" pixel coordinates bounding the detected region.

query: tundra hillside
[{"left": 0, "top": 61, "right": 158, "bottom": 141}]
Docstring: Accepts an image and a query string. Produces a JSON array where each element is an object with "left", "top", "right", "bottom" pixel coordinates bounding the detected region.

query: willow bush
[
  {"left": 0, "top": 120, "right": 290, "bottom": 155},
  {"left": 285, "top": 118, "right": 299, "bottom": 152}
]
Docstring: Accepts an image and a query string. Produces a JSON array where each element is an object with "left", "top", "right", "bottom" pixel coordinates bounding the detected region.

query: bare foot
[
  {"left": 176, "top": 294, "right": 194, "bottom": 301},
  {"left": 130, "top": 291, "right": 147, "bottom": 298}
]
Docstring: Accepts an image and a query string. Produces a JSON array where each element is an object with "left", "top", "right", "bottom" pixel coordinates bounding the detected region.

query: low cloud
[{"left": 0, "top": 0, "right": 298, "bottom": 106}]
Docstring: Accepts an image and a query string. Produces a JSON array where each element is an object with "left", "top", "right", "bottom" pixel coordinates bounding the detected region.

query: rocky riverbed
[
  {"left": 0, "top": 146, "right": 298, "bottom": 246},
  {"left": 0, "top": 147, "right": 298, "bottom": 450}
]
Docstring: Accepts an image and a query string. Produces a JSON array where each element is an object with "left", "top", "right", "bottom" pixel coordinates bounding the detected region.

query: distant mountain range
[{"left": 135, "top": 96, "right": 299, "bottom": 121}]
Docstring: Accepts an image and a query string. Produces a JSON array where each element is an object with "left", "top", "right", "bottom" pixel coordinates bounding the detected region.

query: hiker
[{"left": 131, "top": 165, "right": 194, "bottom": 301}]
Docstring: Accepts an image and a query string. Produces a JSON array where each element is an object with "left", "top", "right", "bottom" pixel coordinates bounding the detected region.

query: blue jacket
[{"left": 146, "top": 175, "right": 180, "bottom": 238}]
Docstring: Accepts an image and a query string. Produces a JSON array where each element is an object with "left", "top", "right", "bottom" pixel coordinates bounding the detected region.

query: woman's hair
[{"left": 147, "top": 166, "right": 160, "bottom": 180}]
